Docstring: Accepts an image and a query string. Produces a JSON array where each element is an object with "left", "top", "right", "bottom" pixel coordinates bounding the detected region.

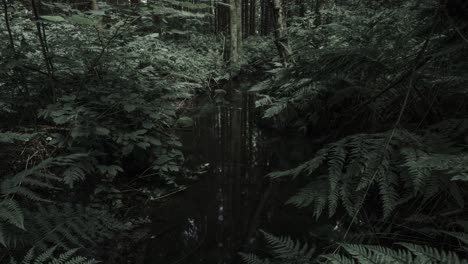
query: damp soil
[{"left": 141, "top": 88, "right": 317, "bottom": 264}]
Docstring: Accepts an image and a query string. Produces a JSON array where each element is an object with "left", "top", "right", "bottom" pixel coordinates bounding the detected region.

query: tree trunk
[
  {"left": 242, "top": 0, "right": 248, "bottom": 38},
  {"left": 249, "top": 0, "right": 256, "bottom": 35},
  {"left": 229, "top": 0, "right": 242, "bottom": 67},
  {"left": 296, "top": 0, "right": 306, "bottom": 17},
  {"left": 216, "top": 0, "right": 230, "bottom": 34},
  {"left": 271, "top": 0, "right": 291, "bottom": 65},
  {"left": 91, "top": 0, "right": 98, "bottom": 10}
]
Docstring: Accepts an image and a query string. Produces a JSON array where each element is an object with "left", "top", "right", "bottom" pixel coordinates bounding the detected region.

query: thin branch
[
  {"left": 2, "top": 0, "right": 15, "bottom": 52},
  {"left": 90, "top": 16, "right": 140, "bottom": 70},
  {"left": 337, "top": 24, "right": 435, "bottom": 254},
  {"left": 31, "top": 0, "right": 53, "bottom": 77}
]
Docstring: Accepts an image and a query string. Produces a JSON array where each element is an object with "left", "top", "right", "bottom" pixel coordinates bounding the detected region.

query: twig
[
  {"left": 2, "top": 0, "right": 15, "bottom": 52},
  {"left": 352, "top": 55, "right": 432, "bottom": 114},
  {"left": 90, "top": 16, "right": 141, "bottom": 70},
  {"left": 31, "top": 0, "right": 53, "bottom": 77},
  {"left": 336, "top": 21, "right": 435, "bottom": 254},
  {"left": 31, "top": 0, "right": 56, "bottom": 101}
]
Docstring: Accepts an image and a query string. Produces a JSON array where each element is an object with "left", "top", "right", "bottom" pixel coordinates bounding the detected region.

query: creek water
[{"left": 143, "top": 91, "right": 315, "bottom": 264}]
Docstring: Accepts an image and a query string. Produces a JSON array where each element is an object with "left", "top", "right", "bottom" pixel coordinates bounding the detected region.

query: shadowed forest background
[{"left": 1, "top": 0, "right": 468, "bottom": 263}]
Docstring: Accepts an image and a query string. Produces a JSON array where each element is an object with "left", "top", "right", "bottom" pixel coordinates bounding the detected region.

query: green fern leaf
[
  {"left": 0, "top": 199, "right": 25, "bottom": 230},
  {"left": 239, "top": 253, "right": 270, "bottom": 264},
  {"left": 261, "top": 230, "right": 315, "bottom": 261}
]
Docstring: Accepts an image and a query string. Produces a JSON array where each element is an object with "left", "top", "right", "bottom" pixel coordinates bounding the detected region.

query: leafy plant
[
  {"left": 243, "top": 0, "right": 468, "bottom": 263},
  {"left": 10, "top": 247, "right": 97, "bottom": 264}
]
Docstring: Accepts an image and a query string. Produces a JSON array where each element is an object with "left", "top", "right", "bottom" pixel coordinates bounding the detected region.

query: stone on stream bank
[{"left": 176, "top": 116, "right": 195, "bottom": 128}]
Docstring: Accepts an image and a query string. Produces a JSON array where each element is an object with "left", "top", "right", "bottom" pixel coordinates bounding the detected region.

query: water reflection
[
  {"left": 144, "top": 92, "right": 312, "bottom": 264},
  {"left": 189, "top": 92, "right": 267, "bottom": 264}
]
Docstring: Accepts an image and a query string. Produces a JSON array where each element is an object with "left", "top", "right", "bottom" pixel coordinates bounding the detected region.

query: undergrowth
[{"left": 243, "top": 0, "right": 468, "bottom": 263}]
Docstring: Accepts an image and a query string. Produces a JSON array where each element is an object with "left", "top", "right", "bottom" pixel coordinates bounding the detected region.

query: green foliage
[
  {"left": 239, "top": 253, "right": 270, "bottom": 264},
  {"left": 261, "top": 231, "right": 315, "bottom": 262},
  {"left": 0, "top": 153, "right": 126, "bottom": 253},
  {"left": 10, "top": 247, "right": 97, "bottom": 264},
  {"left": 0, "top": 1, "right": 223, "bottom": 260},
  {"left": 245, "top": 0, "right": 468, "bottom": 263},
  {"left": 321, "top": 243, "right": 468, "bottom": 264},
  {"left": 0, "top": 199, "right": 25, "bottom": 246},
  {"left": 22, "top": 203, "right": 127, "bottom": 251},
  {"left": 241, "top": 231, "right": 314, "bottom": 264},
  {"left": 1, "top": 154, "right": 87, "bottom": 202}
]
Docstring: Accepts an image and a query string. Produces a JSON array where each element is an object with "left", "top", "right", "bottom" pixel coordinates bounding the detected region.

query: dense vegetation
[{"left": 1, "top": 0, "right": 467, "bottom": 263}]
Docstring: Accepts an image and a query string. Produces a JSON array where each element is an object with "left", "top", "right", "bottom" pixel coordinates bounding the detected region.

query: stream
[{"left": 143, "top": 90, "right": 315, "bottom": 264}]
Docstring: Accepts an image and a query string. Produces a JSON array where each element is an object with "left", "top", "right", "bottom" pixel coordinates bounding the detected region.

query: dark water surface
[{"left": 144, "top": 92, "right": 314, "bottom": 264}]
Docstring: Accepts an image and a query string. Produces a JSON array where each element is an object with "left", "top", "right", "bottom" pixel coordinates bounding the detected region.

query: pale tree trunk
[
  {"left": 91, "top": 0, "right": 98, "bottom": 10},
  {"left": 271, "top": 0, "right": 292, "bottom": 65},
  {"left": 229, "top": 0, "right": 242, "bottom": 68}
]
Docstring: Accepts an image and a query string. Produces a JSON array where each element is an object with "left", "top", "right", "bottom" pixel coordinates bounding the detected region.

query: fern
[
  {"left": 262, "top": 231, "right": 315, "bottom": 262},
  {"left": 0, "top": 199, "right": 25, "bottom": 246},
  {"left": 322, "top": 243, "right": 468, "bottom": 264},
  {"left": 320, "top": 253, "right": 356, "bottom": 264},
  {"left": 1, "top": 154, "right": 88, "bottom": 202},
  {"left": 271, "top": 128, "right": 467, "bottom": 219},
  {"left": 239, "top": 253, "right": 270, "bottom": 264},
  {"left": 10, "top": 247, "right": 97, "bottom": 264},
  {"left": 441, "top": 231, "right": 468, "bottom": 248},
  {"left": 23, "top": 203, "right": 127, "bottom": 251},
  {"left": 241, "top": 231, "right": 315, "bottom": 264},
  {"left": 286, "top": 179, "right": 328, "bottom": 219},
  {"left": 263, "top": 100, "right": 289, "bottom": 119},
  {"left": 398, "top": 242, "right": 468, "bottom": 264}
]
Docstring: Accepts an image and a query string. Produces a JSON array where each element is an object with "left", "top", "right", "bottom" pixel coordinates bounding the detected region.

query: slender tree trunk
[
  {"left": 271, "top": 0, "right": 291, "bottom": 65},
  {"left": 260, "top": 0, "right": 272, "bottom": 35},
  {"left": 216, "top": 0, "right": 230, "bottom": 34},
  {"left": 242, "top": 0, "right": 248, "bottom": 38},
  {"left": 91, "top": 0, "right": 99, "bottom": 10},
  {"left": 314, "top": 0, "right": 322, "bottom": 26},
  {"left": 31, "top": 0, "right": 56, "bottom": 100},
  {"left": 297, "top": 0, "right": 306, "bottom": 17},
  {"left": 249, "top": 0, "right": 256, "bottom": 35},
  {"left": 229, "top": 0, "right": 242, "bottom": 67},
  {"left": 2, "top": 0, "right": 15, "bottom": 51}
]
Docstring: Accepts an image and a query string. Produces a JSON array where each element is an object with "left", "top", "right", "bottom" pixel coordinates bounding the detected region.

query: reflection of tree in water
[
  {"left": 145, "top": 92, "right": 292, "bottom": 264},
  {"left": 187, "top": 92, "right": 271, "bottom": 264}
]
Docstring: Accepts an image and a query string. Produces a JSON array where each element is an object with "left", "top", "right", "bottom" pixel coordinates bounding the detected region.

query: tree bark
[
  {"left": 216, "top": 0, "right": 230, "bottom": 34},
  {"left": 249, "top": 0, "right": 256, "bottom": 35},
  {"left": 229, "top": 0, "right": 242, "bottom": 67},
  {"left": 271, "top": 0, "right": 292, "bottom": 65},
  {"left": 242, "top": 0, "right": 248, "bottom": 38},
  {"left": 91, "top": 0, "right": 98, "bottom": 10},
  {"left": 260, "top": 0, "right": 269, "bottom": 35}
]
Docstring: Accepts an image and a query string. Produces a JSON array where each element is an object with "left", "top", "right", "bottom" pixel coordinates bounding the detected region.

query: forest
[{"left": 1, "top": 0, "right": 468, "bottom": 263}]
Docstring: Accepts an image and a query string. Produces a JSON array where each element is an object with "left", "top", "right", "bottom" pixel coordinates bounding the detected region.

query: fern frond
[
  {"left": 263, "top": 100, "right": 289, "bottom": 119},
  {"left": 239, "top": 253, "right": 270, "bottom": 264},
  {"left": 24, "top": 203, "right": 127, "bottom": 250},
  {"left": 398, "top": 242, "right": 468, "bottom": 264},
  {"left": 320, "top": 253, "right": 356, "bottom": 264},
  {"left": 261, "top": 230, "right": 315, "bottom": 261},
  {"left": 62, "top": 166, "right": 86, "bottom": 188},
  {"left": 326, "top": 243, "right": 468, "bottom": 264},
  {"left": 1, "top": 154, "right": 88, "bottom": 201},
  {"left": 287, "top": 179, "right": 328, "bottom": 219},
  {"left": 271, "top": 129, "right": 465, "bottom": 219},
  {"left": 0, "top": 199, "right": 25, "bottom": 230},
  {"left": 401, "top": 148, "right": 431, "bottom": 192},
  {"left": 441, "top": 231, "right": 468, "bottom": 247},
  {"left": 12, "top": 247, "right": 97, "bottom": 264}
]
